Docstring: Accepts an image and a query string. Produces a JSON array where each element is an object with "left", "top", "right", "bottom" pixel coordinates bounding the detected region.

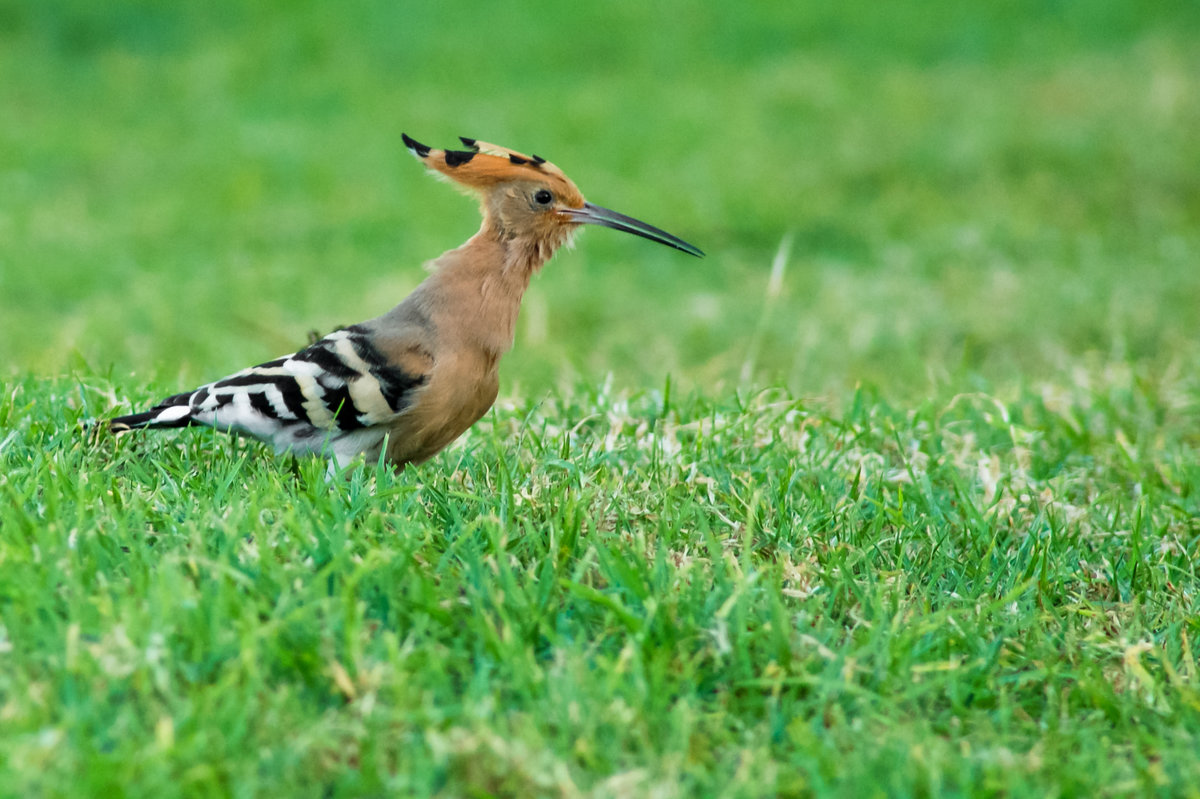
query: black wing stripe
[
  {"left": 347, "top": 330, "right": 390, "bottom": 370},
  {"left": 345, "top": 330, "right": 429, "bottom": 412},
  {"left": 375, "top": 365, "right": 427, "bottom": 412},
  {"left": 153, "top": 391, "right": 194, "bottom": 411},
  {"left": 213, "top": 373, "right": 298, "bottom": 390},
  {"left": 209, "top": 373, "right": 310, "bottom": 422},
  {"left": 275, "top": 379, "right": 310, "bottom": 422},
  {"left": 247, "top": 390, "right": 278, "bottom": 421},
  {"left": 319, "top": 381, "right": 366, "bottom": 430},
  {"left": 292, "top": 344, "right": 361, "bottom": 381}
]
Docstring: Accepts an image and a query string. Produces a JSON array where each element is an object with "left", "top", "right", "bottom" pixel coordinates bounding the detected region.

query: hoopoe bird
[{"left": 110, "top": 134, "right": 703, "bottom": 469}]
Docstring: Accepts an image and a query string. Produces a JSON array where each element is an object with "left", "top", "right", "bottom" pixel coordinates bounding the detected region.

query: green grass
[
  {"left": 4, "top": 370, "right": 1200, "bottom": 796},
  {"left": 3, "top": 0, "right": 1200, "bottom": 796}
]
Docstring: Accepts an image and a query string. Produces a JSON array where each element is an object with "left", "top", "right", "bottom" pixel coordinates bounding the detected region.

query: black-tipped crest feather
[
  {"left": 444, "top": 149, "right": 476, "bottom": 167},
  {"left": 401, "top": 133, "right": 431, "bottom": 157}
]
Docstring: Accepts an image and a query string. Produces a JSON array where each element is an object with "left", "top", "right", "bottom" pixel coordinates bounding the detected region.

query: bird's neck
[{"left": 426, "top": 227, "right": 555, "bottom": 358}]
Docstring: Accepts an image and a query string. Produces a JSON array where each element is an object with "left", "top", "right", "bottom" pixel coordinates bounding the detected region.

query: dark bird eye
[{"left": 534, "top": 189, "right": 553, "bottom": 206}]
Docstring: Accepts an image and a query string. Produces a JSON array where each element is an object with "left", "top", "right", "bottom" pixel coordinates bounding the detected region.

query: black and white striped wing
[{"left": 113, "top": 326, "right": 428, "bottom": 460}]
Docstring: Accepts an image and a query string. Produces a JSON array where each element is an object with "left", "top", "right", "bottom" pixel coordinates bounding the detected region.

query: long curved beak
[{"left": 563, "top": 203, "right": 704, "bottom": 257}]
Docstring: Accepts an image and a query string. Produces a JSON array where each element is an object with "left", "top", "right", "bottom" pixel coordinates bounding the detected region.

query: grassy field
[{"left": 3, "top": 0, "right": 1200, "bottom": 796}]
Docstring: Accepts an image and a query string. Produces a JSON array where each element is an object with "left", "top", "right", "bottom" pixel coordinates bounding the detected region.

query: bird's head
[{"left": 402, "top": 134, "right": 704, "bottom": 262}]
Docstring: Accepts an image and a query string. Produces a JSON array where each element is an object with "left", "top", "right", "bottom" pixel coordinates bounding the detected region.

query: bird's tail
[{"left": 109, "top": 393, "right": 196, "bottom": 432}]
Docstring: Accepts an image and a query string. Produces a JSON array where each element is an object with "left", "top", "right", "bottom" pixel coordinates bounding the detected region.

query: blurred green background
[{"left": 2, "top": 0, "right": 1198, "bottom": 398}]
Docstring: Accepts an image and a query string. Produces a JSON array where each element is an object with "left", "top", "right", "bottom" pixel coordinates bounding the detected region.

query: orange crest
[{"left": 402, "top": 134, "right": 585, "bottom": 208}]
